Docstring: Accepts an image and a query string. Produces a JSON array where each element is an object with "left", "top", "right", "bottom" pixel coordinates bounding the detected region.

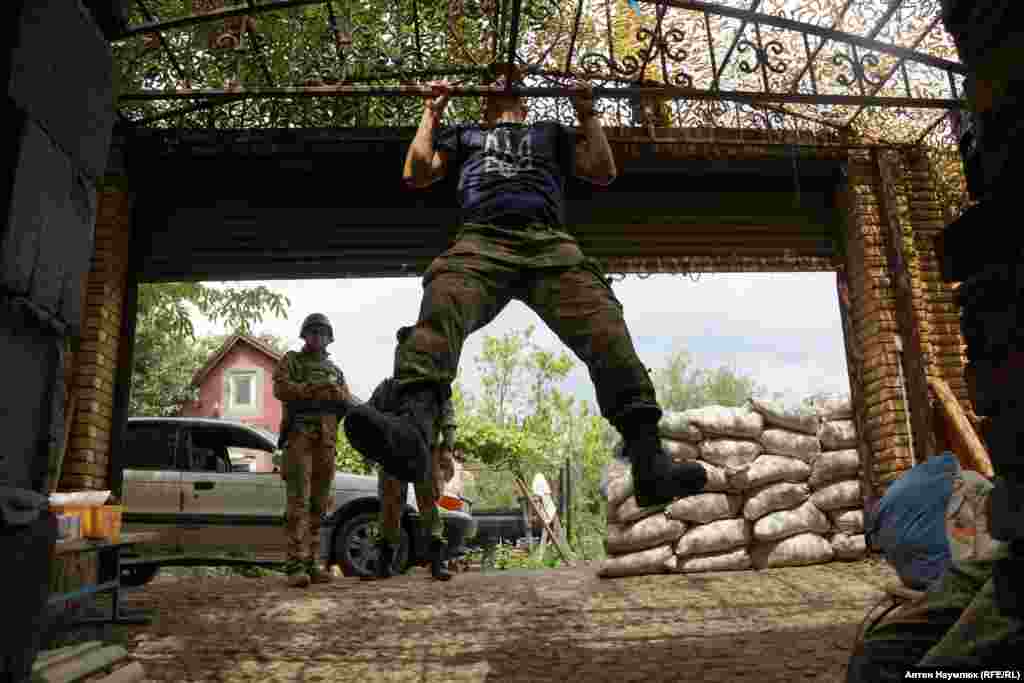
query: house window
[{"left": 224, "top": 368, "right": 261, "bottom": 417}]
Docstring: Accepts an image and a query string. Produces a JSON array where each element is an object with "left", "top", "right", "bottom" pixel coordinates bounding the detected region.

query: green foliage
[
  {"left": 653, "top": 348, "right": 765, "bottom": 412},
  {"left": 130, "top": 282, "right": 289, "bottom": 417}
]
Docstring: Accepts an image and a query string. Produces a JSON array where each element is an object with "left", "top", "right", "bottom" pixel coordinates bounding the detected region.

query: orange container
[
  {"left": 85, "top": 505, "right": 123, "bottom": 542},
  {"left": 438, "top": 495, "right": 463, "bottom": 511}
]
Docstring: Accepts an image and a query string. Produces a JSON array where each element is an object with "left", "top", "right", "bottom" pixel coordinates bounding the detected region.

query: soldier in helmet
[
  {"left": 272, "top": 313, "right": 354, "bottom": 587},
  {"left": 363, "top": 326, "right": 456, "bottom": 582}
]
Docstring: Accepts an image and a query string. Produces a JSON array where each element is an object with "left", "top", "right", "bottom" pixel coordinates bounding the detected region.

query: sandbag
[
  {"left": 753, "top": 500, "right": 830, "bottom": 542},
  {"left": 667, "top": 493, "right": 743, "bottom": 524},
  {"left": 605, "top": 460, "right": 633, "bottom": 508},
  {"left": 759, "top": 429, "right": 821, "bottom": 464},
  {"left": 831, "top": 532, "right": 867, "bottom": 560},
  {"left": 699, "top": 439, "right": 762, "bottom": 471},
  {"left": 697, "top": 461, "right": 731, "bottom": 493},
  {"left": 810, "top": 479, "right": 862, "bottom": 512},
  {"left": 946, "top": 469, "right": 1005, "bottom": 563},
  {"left": 867, "top": 453, "right": 959, "bottom": 590},
  {"left": 598, "top": 544, "right": 677, "bottom": 578},
  {"left": 809, "top": 449, "right": 861, "bottom": 489},
  {"left": 819, "top": 419, "right": 858, "bottom": 450},
  {"left": 662, "top": 438, "right": 700, "bottom": 462},
  {"left": 677, "top": 548, "right": 752, "bottom": 573},
  {"left": 748, "top": 397, "right": 821, "bottom": 435},
  {"left": 676, "top": 518, "right": 750, "bottom": 556},
  {"left": 811, "top": 395, "right": 853, "bottom": 421},
  {"left": 610, "top": 496, "right": 666, "bottom": 524},
  {"left": 829, "top": 508, "right": 864, "bottom": 535},
  {"left": 658, "top": 411, "right": 703, "bottom": 442},
  {"left": 687, "top": 406, "right": 764, "bottom": 439},
  {"left": 743, "top": 481, "right": 811, "bottom": 521},
  {"left": 751, "top": 532, "right": 835, "bottom": 569},
  {"left": 728, "top": 454, "right": 811, "bottom": 490},
  {"left": 606, "top": 514, "right": 686, "bottom": 555}
]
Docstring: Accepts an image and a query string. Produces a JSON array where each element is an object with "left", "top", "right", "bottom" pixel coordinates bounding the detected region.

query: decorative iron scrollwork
[
  {"left": 579, "top": 25, "right": 693, "bottom": 87},
  {"left": 832, "top": 51, "right": 885, "bottom": 90},
  {"left": 736, "top": 38, "right": 787, "bottom": 75}
]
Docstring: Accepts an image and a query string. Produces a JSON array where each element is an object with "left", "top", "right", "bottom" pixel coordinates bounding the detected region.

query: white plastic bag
[
  {"left": 610, "top": 496, "right": 666, "bottom": 525},
  {"left": 830, "top": 532, "right": 867, "bottom": 560},
  {"left": 811, "top": 395, "right": 853, "bottom": 421},
  {"left": 677, "top": 548, "right": 752, "bottom": 573},
  {"left": 662, "top": 438, "right": 700, "bottom": 462},
  {"left": 829, "top": 508, "right": 864, "bottom": 535}
]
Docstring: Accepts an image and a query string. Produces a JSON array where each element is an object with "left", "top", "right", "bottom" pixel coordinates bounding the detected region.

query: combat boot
[
  {"left": 624, "top": 423, "right": 707, "bottom": 508},
  {"left": 429, "top": 538, "right": 453, "bottom": 582},
  {"left": 361, "top": 541, "right": 397, "bottom": 581},
  {"left": 307, "top": 561, "right": 333, "bottom": 584},
  {"left": 345, "top": 384, "right": 441, "bottom": 482}
]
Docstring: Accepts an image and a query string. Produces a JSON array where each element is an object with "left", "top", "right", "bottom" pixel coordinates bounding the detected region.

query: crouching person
[
  {"left": 273, "top": 313, "right": 353, "bottom": 587},
  {"left": 364, "top": 326, "right": 455, "bottom": 582}
]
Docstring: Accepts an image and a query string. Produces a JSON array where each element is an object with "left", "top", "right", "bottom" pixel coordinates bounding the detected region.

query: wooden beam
[{"left": 872, "top": 149, "right": 937, "bottom": 463}]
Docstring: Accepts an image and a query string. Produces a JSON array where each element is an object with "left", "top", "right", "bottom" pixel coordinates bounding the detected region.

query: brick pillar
[
  {"left": 901, "top": 149, "right": 971, "bottom": 411},
  {"left": 60, "top": 182, "right": 133, "bottom": 492},
  {"left": 843, "top": 150, "right": 914, "bottom": 493}
]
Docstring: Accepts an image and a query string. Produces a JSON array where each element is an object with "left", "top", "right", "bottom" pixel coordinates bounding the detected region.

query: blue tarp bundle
[{"left": 866, "top": 452, "right": 961, "bottom": 590}]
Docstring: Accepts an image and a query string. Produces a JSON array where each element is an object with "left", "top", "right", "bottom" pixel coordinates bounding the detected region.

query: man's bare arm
[
  {"left": 571, "top": 84, "right": 617, "bottom": 185},
  {"left": 403, "top": 82, "right": 451, "bottom": 188}
]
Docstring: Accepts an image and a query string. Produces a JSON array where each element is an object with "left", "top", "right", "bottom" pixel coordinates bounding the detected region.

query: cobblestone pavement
[{"left": 115, "top": 559, "right": 899, "bottom": 682}]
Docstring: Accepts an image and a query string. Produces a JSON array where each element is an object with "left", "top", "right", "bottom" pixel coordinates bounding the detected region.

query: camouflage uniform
[
  {"left": 272, "top": 347, "right": 351, "bottom": 577},
  {"left": 395, "top": 222, "right": 659, "bottom": 429}
]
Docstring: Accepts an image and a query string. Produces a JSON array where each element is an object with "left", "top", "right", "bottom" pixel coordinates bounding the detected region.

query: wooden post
[
  {"left": 514, "top": 475, "right": 574, "bottom": 566},
  {"left": 872, "top": 149, "right": 937, "bottom": 463}
]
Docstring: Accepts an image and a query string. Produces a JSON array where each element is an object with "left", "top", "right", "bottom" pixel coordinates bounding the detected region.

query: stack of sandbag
[
  {"left": 807, "top": 395, "right": 867, "bottom": 561},
  {"left": 599, "top": 394, "right": 866, "bottom": 577},
  {"left": 598, "top": 457, "right": 683, "bottom": 577},
  {"left": 742, "top": 397, "right": 833, "bottom": 568}
]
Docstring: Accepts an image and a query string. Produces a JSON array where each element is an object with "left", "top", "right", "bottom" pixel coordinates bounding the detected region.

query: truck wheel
[
  {"left": 333, "top": 511, "right": 410, "bottom": 577},
  {"left": 120, "top": 563, "right": 160, "bottom": 587}
]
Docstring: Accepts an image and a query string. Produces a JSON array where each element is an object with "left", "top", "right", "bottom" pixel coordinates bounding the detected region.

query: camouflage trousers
[
  {"left": 283, "top": 428, "right": 337, "bottom": 573},
  {"left": 378, "top": 445, "right": 445, "bottom": 547},
  {"left": 848, "top": 556, "right": 1024, "bottom": 679},
  {"left": 395, "top": 227, "right": 660, "bottom": 428}
]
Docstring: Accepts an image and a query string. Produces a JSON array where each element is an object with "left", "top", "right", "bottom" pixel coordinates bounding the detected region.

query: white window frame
[{"left": 224, "top": 368, "right": 262, "bottom": 417}]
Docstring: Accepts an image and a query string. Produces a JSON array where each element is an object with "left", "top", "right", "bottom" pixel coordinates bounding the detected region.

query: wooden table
[{"left": 50, "top": 532, "right": 161, "bottom": 628}]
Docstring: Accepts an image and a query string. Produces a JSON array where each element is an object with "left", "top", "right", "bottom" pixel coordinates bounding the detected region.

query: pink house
[{"left": 179, "top": 335, "right": 286, "bottom": 472}]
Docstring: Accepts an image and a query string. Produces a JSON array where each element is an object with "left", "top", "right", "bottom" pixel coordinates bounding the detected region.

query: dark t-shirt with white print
[{"left": 433, "top": 121, "right": 575, "bottom": 228}]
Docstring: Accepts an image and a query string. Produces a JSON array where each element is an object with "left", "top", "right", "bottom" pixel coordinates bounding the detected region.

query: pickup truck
[{"left": 119, "top": 417, "right": 476, "bottom": 584}]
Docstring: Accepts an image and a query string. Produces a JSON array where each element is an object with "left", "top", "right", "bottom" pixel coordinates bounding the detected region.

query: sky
[{"left": 193, "top": 272, "right": 851, "bottom": 411}]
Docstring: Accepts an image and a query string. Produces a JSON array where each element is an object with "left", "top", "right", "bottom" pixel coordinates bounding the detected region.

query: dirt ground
[{"left": 105, "top": 558, "right": 899, "bottom": 682}]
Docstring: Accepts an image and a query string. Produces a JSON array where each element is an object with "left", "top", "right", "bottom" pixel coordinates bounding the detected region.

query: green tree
[
  {"left": 130, "top": 282, "right": 289, "bottom": 416},
  {"left": 653, "top": 348, "right": 765, "bottom": 412}
]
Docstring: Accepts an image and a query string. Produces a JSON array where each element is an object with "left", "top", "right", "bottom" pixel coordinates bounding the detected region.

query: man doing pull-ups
[{"left": 344, "top": 67, "right": 707, "bottom": 509}]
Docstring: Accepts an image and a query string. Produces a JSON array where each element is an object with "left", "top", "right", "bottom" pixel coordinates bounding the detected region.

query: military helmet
[{"left": 300, "top": 312, "right": 334, "bottom": 342}]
